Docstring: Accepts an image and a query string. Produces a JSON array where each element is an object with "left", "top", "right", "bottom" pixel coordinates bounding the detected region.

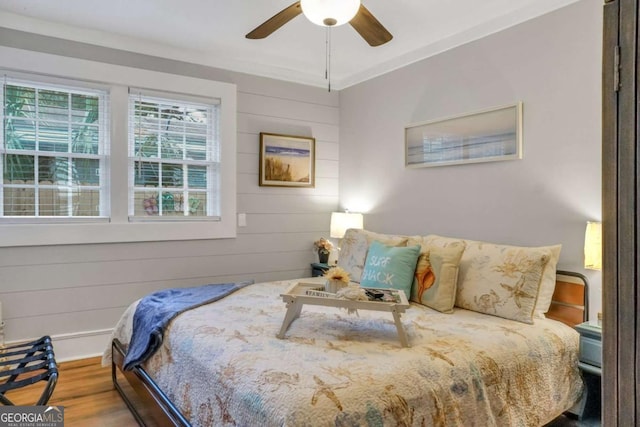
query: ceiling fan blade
[
  {"left": 349, "top": 4, "right": 393, "bottom": 47},
  {"left": 246, "top": 2, "right": 303, "bottom": 39}
]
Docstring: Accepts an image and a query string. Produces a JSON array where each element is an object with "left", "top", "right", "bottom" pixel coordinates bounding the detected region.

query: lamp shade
[
  {"left": 330, "top": 212, "right": 363, "bottom": 238},
  {"left": 300, "top": 0, "right": 361, "bottom": 27},
  {"left": 584, "top": 221, "right": 602, "bottom": 270}
]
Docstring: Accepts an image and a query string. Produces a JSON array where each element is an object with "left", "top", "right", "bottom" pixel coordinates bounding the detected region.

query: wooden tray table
[{"left": 276, "top": 282, "right": 411, "bottom": 347}]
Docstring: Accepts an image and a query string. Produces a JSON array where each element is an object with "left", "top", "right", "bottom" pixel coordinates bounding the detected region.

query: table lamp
[
  {"left": 584, "top": 221, "right": 602, "bottom": 325},
  {"left": 330, "top": 212, "right": 364, "bottom": 239},
  {"left": 584, "top": 221, "right": 602, "bottom": 271}
]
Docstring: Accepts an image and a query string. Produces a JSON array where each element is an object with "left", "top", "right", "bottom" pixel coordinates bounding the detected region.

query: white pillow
[
  {"left": 532, "top": 244, "right": 562, "bottom": 317},
  {"left": 456, "top": 241, "right": 550, "bottom": 324},
  {"left": 425, "top": 235, "right": 562, "bottom": 319}
]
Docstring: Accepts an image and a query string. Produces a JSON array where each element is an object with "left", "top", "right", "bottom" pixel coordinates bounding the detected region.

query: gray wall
[
  {"left": 0, "top": 0, "right": 603, "bottom": 359},
  {"left": 338, "top": 0, "right": 603, "bottom": 318},
  {"left": 0, "top": 29, "right": 339, "bottom": 359}
]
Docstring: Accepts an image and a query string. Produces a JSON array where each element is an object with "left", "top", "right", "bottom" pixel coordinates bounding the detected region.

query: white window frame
[
  {"left": 127, "top": 89, "right": 220, "bottom": 221},
  {"left": 0, "top": 46, "right": 237, "bottom": 247},
  {"left": 0, "top": 73, "right": 111, "bottom": 221}
]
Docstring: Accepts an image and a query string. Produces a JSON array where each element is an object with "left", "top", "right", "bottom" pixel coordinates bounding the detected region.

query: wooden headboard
[{"left": 545, "top": 270, "right": 589, "bottom": 327}]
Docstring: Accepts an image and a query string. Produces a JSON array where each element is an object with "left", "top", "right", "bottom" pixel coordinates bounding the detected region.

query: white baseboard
[{"left": 5, "top": 329, "right": 114, "bottom": 363}]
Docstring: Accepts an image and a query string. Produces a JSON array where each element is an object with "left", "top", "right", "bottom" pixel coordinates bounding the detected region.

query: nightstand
[
  {"left": 310, "top": 262, "right": 330, "bottom": 277},
  {"left": 574, "top": 321, "right": 601, "bottom": 421}
]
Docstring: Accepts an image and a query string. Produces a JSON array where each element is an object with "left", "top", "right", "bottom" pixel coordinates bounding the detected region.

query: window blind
[
  {"left": 0, "top": 74, "right": 110, "bottom": 219},
  {"left": 128, "top": 88, "right": 221, "bottom": 220}
]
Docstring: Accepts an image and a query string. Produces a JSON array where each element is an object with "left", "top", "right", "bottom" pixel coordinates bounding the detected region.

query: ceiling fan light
[{"left": 301, "top": 0, "right": 361, "bottom": 27}]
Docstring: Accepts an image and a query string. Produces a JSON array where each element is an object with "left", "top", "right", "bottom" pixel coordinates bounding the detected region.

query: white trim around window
[
  {"left": 1, "top": 73, "right": 111, "bottom": 220},
  {"left": 127, "top": 88, "right": 221, "bottom": 220},
  {"left": 0, "top": 46, "right": 237, "bottom": 247}
]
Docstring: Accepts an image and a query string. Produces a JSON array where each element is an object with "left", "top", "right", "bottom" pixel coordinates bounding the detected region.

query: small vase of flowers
[
  {"left": 324, "top": 266, "right": 350, "bottom": 293},
  {"left": 314, "top": 237, "right": 333, "bottom": 264}
]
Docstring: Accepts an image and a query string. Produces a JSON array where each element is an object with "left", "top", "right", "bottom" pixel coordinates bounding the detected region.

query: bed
[{"left": 105, "top": 269, "right": 587, "bottom": 426}]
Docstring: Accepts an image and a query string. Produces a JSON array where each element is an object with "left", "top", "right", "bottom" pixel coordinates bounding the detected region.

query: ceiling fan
[{"left": 246, "top": 0, "right": 393, "bottom": 47}]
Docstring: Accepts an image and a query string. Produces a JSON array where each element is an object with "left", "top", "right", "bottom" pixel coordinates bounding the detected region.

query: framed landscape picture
[
  {"left": 259, "top": 133, "right": 315, "bottom": 187},
  {"left": 405, "top": 102, "right": 523, "bottom": 168}
]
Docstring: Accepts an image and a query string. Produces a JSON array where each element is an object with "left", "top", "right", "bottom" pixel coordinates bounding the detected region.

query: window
[
  {"left": 1, "top": 78, "right": 109, "bottom": 219},
  {"left": 129, "top": 90, "right": 219, "bottom": 220},
  {"left": 0, "top": 47, "right": 236, "bottom": 246}
]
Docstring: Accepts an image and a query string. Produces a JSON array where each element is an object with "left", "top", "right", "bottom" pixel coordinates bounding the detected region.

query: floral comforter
[{"left": 105, "top": 279, "right": 584, "bottom": 427}]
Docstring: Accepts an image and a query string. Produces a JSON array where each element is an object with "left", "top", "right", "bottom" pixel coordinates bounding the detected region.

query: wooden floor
[{"left": 4, "top": 356, "right": 137, "bottom": 426}]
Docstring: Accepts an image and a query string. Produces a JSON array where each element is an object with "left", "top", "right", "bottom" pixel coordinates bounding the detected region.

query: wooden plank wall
[{"left": 0, "top": 31, "right": 340, "bottom": 358}]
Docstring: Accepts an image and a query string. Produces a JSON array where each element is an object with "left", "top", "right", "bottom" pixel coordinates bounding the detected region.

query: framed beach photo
[
  {"left": 405, "top": 102, "right": 523, "bottom": 168},
  {"left": 259, "top": 133, "right": 315, "bottom": 187}
]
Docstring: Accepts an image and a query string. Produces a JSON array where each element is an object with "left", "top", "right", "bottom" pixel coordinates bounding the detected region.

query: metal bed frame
[{"left": 112, "top": 339, "right": 190, "bottom": 426}]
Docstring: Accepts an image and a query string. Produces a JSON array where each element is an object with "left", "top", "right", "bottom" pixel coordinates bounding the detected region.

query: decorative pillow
[
  {"left": 455, "top": 241, "right": 551, "bottom": 324},
  {"left": 360, "top": 241, "right": 421, "bottom": 299},
  {"left": 363, "top": 230, "right": 409, "bottom": 247},
  {"left": 408, "top": 237, "right": 466, "bottom": 313},
  {"left": 532, "top": 244, "right": 562, "bottom": 318},
  {"left": 423, "top": 234, "right": 467, "bottom": 250},
  {"left": 425, "top": 235, "right": 562, "bottom": 318},
  {"left": 337, "top": 229, "right": 409, "bottom": 283}
]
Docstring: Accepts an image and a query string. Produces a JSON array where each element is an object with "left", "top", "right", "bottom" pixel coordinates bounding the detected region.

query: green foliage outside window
[
  {"left": 132, "top": 99, "right": 210, "bottom": 216},
  {"left": 2, "top": 82, "right": 104, "bottom": 217},
  {"left": 3, "top": 84, "right": 101, "bottom": 185}
]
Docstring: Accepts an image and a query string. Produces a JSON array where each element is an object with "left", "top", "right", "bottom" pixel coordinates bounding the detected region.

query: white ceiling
[{"left": 0, "top": 0, "right": 580, "bottom": 90}]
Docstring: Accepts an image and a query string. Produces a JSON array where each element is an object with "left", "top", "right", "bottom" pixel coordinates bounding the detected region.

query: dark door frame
[{"left": 602, "top": 0, "right": 639, "bottom": 424}]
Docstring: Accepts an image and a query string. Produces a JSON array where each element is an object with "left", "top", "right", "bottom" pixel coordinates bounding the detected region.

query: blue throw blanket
[{"left": 123, "top": 280, "right": 253, "bottom": 370}]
